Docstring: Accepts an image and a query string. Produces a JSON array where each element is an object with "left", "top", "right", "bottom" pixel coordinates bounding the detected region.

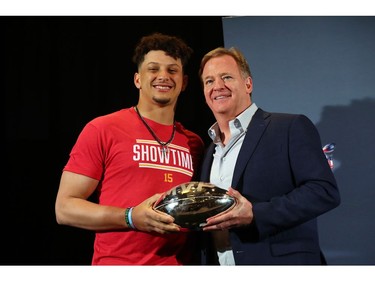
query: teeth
[
  {"left": 214, "top": 95, "right": 227, "bottom": 100},
  {"left": 155, "top": 86, "right": 170, "bottom": 90}
]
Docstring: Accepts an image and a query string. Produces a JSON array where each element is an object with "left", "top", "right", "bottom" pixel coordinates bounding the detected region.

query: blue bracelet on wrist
[{"left": 128, "top": 207, "right": 136, "bottom": 229}]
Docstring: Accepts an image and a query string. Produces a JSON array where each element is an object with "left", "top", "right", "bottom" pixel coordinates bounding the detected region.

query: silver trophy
[{"left": 153, "top": 181, "right": 236, "bottom": 230}]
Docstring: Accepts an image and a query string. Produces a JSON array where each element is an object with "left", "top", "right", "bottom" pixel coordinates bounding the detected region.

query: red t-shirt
[{"left": 63, "top": 107, "right": 204, "bottom": 265}]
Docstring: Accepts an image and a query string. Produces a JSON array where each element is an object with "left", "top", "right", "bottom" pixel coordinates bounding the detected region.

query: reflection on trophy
[
  {"left": 322, "top": 142, "right": 336, "bottom": 170},
  {"left": 153, "top": 181, "right": 236, "bottom": 230}
]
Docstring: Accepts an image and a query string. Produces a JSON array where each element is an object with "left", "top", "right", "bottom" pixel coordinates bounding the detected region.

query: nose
[
  {"left": 157, "top": 69, "right": 170, "bottom": 81},
  {"left": 213, "top": 78, "right": 225, "bottom": 89}
]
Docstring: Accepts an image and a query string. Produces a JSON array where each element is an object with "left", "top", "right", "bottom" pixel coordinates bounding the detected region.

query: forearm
[{"left": 55, "top": 197, "right": 128, "bottom": 231}]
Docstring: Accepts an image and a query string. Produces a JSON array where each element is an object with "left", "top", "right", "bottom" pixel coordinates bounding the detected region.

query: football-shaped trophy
[{"left": 153, "top": 181, "right": 236, "bottom": 230}]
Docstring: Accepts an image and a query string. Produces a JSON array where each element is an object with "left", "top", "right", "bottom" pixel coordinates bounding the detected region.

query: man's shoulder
[
  {"left": 82, "top": 108, "right": 134, "bottom": 133},
  {"left": 90, "top": 108, "right": 132, "bottom": 123},
  {"left": 260, "top": 109, "right": 308, "bottom": 121}
]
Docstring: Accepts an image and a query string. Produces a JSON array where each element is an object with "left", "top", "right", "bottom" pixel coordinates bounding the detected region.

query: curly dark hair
[{"left": 132, "top": 32, "right": 193, "bottom": 73}]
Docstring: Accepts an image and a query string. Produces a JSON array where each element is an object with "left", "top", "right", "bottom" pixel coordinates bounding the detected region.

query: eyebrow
[
  {"left": 204, "top": 72, "right": 232, "bottom": 80},
  {"left": 146, "top": 62, "right": 181, "bottom": 68}
]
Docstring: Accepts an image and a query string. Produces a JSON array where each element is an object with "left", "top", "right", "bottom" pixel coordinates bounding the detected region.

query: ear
[
  {"left": 134, "top": 73, "right": 141, "bottom": 89},
  {"left": 245, "top": 76, "right": 253, "bottom": 94},
  {"left": 181, "top": 75, "right": 189, "bottom": 92}
]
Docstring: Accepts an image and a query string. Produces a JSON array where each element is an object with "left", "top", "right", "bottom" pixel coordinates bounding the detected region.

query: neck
[
  {"left": 219, "top": 128, "right": 231, "bottom": 146},
  {"left": 215, "top": 113, "right": 238, "bottom": 146},
  {"left": 216, "top": 117, "right": 231, "bottom": 136},
  {"left": 134, "top": 106, "right": 176, "bottom": 156},
  {"left": 135, "top": 104, "right": 175, "bottom": 125}
]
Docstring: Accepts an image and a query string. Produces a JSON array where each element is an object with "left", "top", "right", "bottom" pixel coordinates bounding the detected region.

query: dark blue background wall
[{"left": 222, "top": 16, "right": 375, "bottom": 265}]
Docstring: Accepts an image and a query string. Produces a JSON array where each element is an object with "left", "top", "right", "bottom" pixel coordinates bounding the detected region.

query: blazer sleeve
[{"left": 252, "top": 114, "right": 340, "bottom": 239}]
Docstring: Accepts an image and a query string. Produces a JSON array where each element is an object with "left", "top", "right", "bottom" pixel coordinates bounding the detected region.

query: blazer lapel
[
  {"left": 232, "top": 108, "right": 271, "bottom": 188},
  {"left": 201, "top": 143, "right": 215, "bottom": 182}
]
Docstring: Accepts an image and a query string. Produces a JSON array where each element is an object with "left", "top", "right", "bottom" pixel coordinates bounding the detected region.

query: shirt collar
[{"left": 208, "top": 103, "right": 258, "bottom": 143}]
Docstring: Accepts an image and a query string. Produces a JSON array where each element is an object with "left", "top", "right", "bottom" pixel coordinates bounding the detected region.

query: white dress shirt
[{"left": 207, "top": 103, "right": 258, "bottom": 265}]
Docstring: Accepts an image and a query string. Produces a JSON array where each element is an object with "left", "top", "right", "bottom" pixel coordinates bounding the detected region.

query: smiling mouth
[
  {"left": 154, "top": 85, "right": 172, "bottom": 90},
  {"left": 214, "top": 94, "right": 231, "bottom": 100}
]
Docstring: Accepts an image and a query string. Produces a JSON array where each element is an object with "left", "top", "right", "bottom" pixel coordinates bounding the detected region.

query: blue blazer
[{"left": 200, "top": 108, "right": 340, "bottom": 265}]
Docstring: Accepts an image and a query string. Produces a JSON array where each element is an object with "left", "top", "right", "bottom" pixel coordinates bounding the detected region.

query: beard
[{"left": 152, "top": 96, "right": 171, "bottom": 105}]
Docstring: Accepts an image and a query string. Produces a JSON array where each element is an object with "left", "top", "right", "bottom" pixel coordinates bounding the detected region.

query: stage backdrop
[
  {"left": 3, "top": 16, "right": 222, "bottom": 265},
  {"left": 222, "top": 16, "right": 375, "bottom": 265}
]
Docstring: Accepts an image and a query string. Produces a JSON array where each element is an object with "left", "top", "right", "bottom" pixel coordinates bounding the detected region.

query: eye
[
  {"left": 204, "top": 79, "right": 213, "bottom": 86},
  {"left": 222, "top": 75, "right": 232, "bottom": 81},
  {"left": 168, "top": 68, "right": 178, "bottom": 74}
]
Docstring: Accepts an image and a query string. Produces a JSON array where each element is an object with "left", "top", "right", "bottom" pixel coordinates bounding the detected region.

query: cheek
[
  {"left": 203, "top": 90, "right": 211, "bottom": 102},
  {"left": 204, "top": 94, "right": 215, "bottom": 110}
]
